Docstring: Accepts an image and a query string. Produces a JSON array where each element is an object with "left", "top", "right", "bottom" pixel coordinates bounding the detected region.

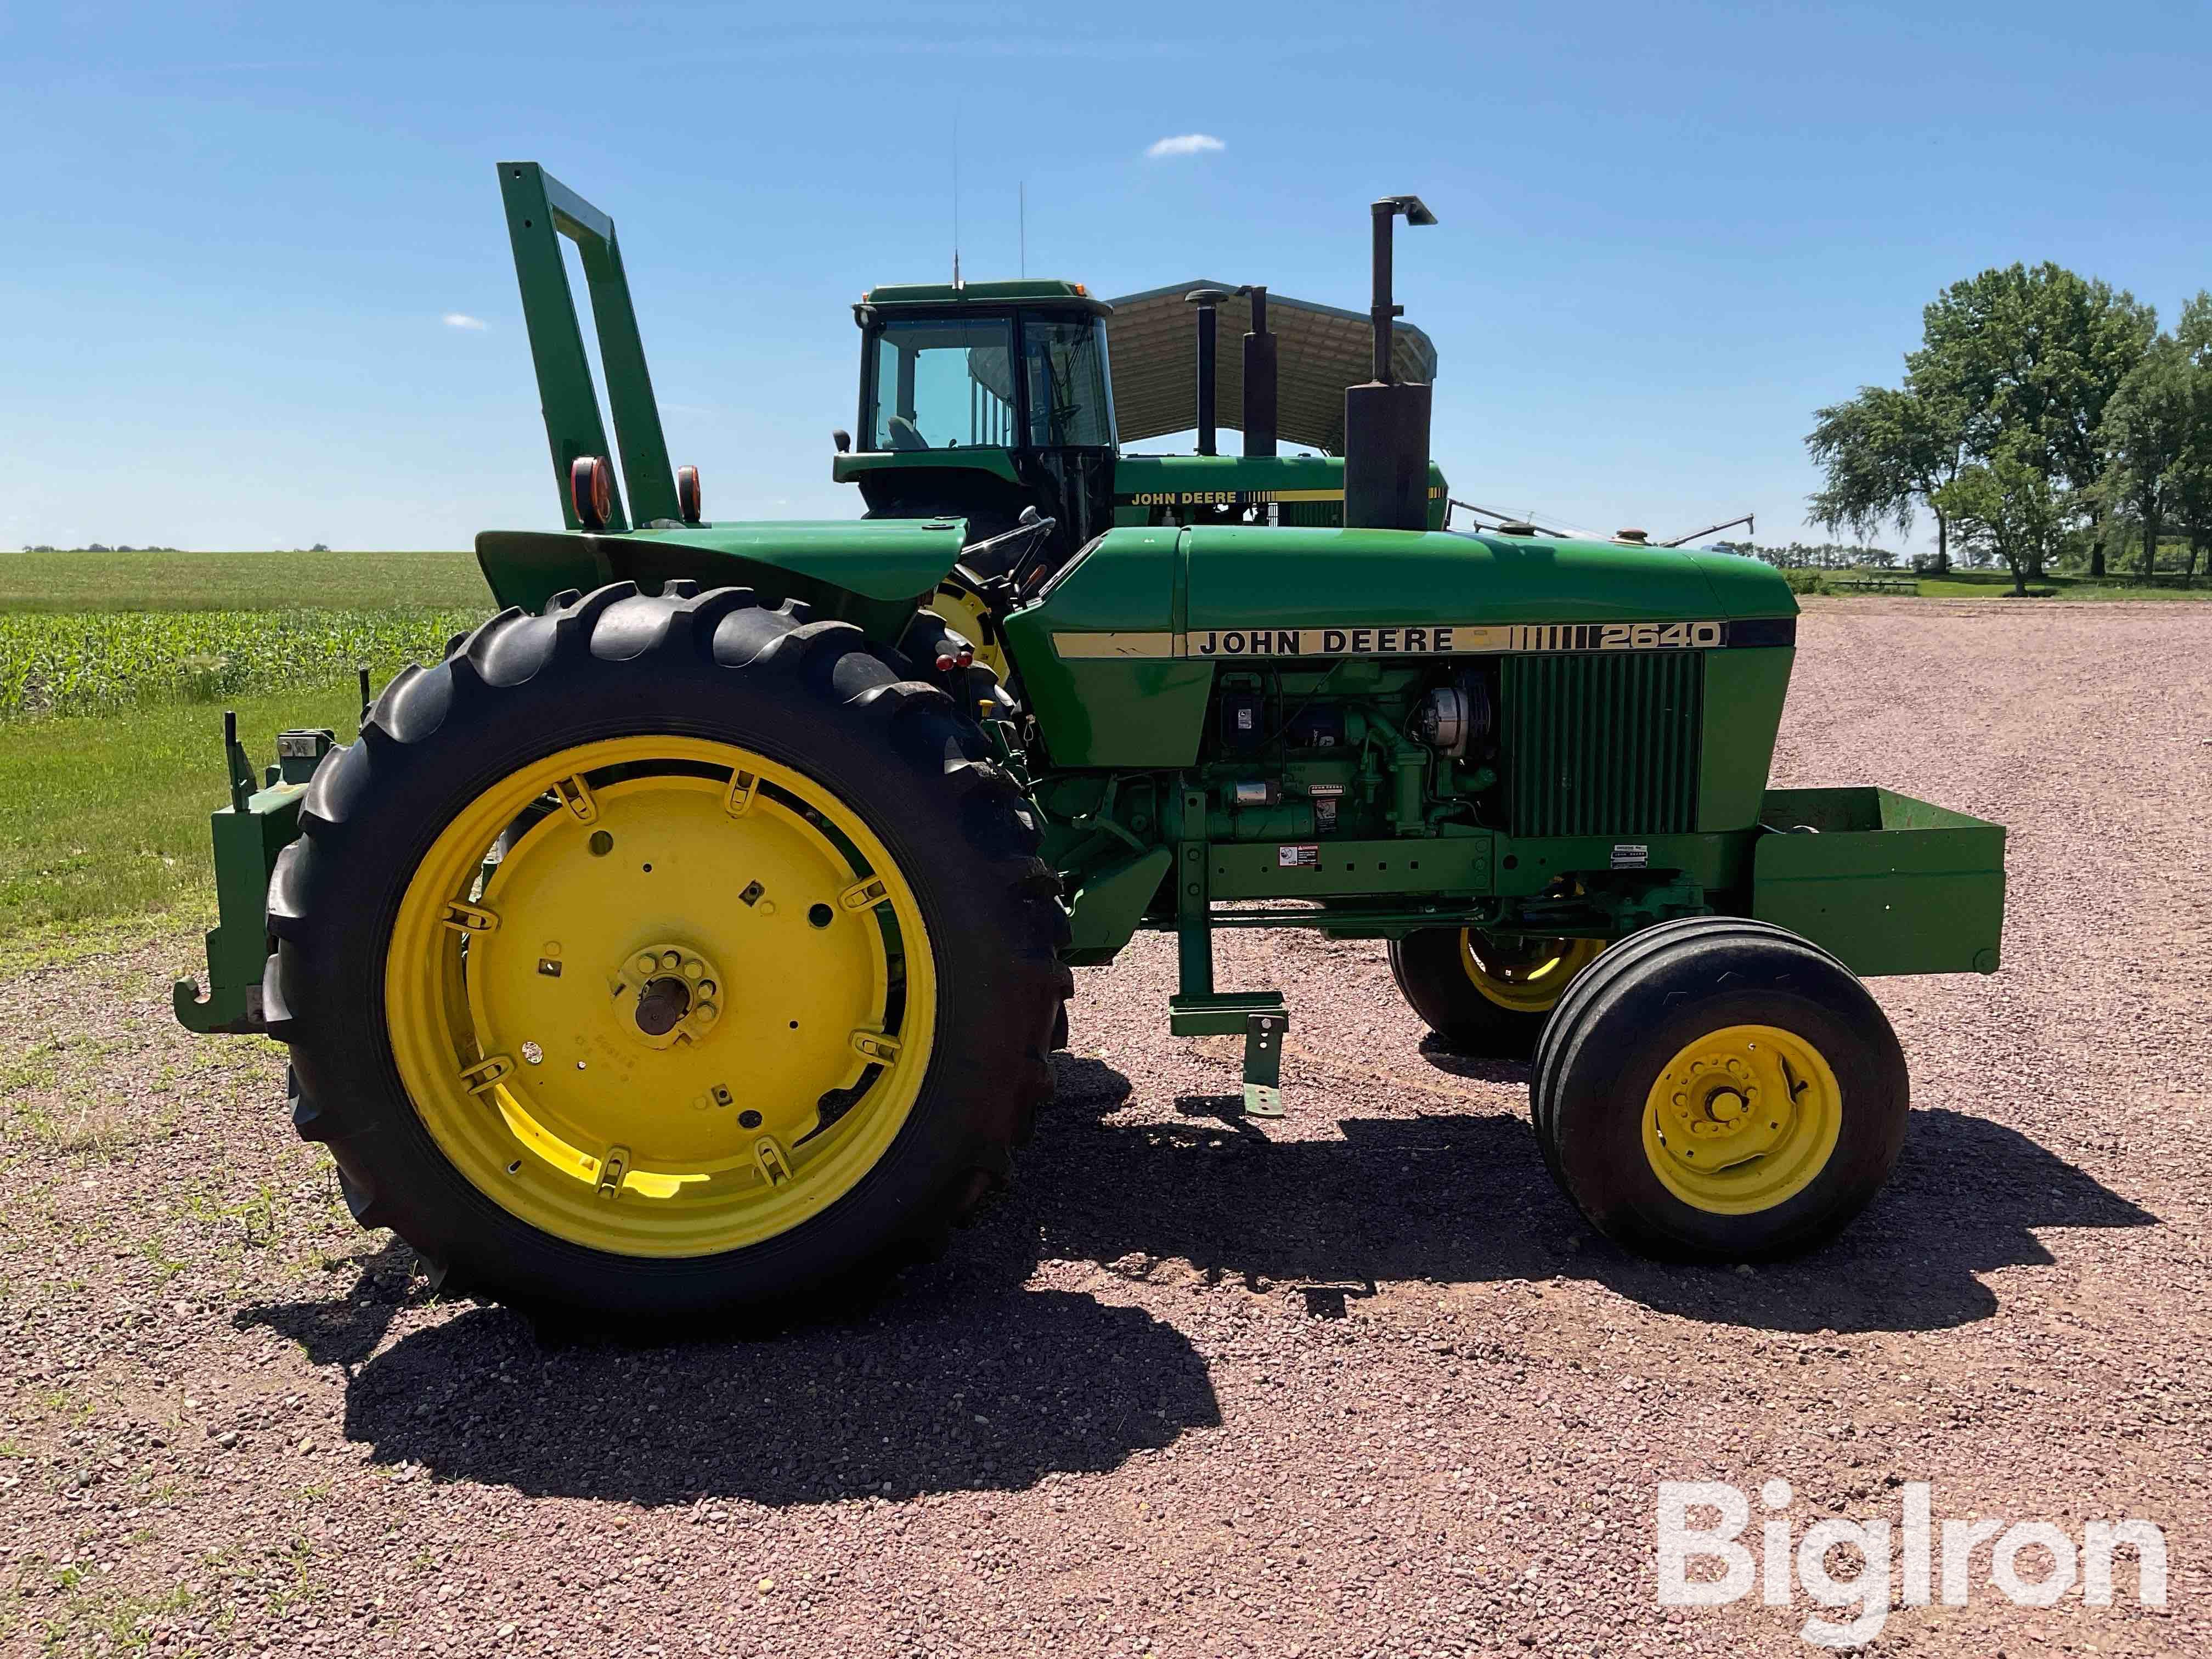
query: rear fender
[{"left": 475, "top": 518, "right": 969, "bottom": 644}]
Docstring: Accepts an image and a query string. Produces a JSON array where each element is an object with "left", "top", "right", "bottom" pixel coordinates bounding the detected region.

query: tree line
[
  {"left": 17, "top": 544, "right": 184, "bottom": 554},
  {"left": 1805, "top": 264, "right": 2212, "bottom": 594},
  {"left": 1711, "top": 540, "right": 1904, "bottom": 570}
]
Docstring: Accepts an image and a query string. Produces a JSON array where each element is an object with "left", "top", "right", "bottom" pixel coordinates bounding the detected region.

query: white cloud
[
  {"left": 1145, "top": 133, "right": 1224, "bottom": 160},
  {"left": 443, "top": 313, "right": 488, "bottom": 331}
]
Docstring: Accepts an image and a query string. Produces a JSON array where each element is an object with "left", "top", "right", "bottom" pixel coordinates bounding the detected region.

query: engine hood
[{"left": 1180, "top": 527, "right": 1797, "bottom": 633}]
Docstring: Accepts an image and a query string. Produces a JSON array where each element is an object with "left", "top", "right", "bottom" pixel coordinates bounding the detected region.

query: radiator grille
[{"left": 1501, "top": 652, "right": 1703, "bottom": 838}]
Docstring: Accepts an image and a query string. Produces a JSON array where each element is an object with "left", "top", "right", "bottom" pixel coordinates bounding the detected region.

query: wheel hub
[
  {"left": 1663, "top": 1054, "right": 1768, "bottom": 1143},
  {"left": 635, "top": 976, "right": 689, "bottom": 1036},
  {"left": 1640, "top": 1024, "right": 1844, "bottom": 1215},
  {"left": 608, "top": 941, "right": 724, "bottom": 1050}
]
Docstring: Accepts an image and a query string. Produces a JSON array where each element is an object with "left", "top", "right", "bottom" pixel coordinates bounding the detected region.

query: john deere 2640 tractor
[{"left": 173, "top": 165, "right": 2005, "bottom": 1319}]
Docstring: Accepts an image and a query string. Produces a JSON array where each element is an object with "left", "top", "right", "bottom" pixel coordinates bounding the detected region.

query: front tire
[
  {"left": 1530, "top": 917, "right": 1907, "bottom": 1260},
  {"left": 265, "top": 582, "right": 1068, "bottom": 1322},
  {"left": 1388, "top": 928, "right": 1605, "bottom": 1059}
]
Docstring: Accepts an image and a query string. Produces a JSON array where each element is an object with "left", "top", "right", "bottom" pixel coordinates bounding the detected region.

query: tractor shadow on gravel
[
  {"left": 236, "top": 1057, "right": 2151, "bottom": 1500},
  {"left": 242, "top": 1234, "right": 1221, "bottom": 1509},
  {"left": 1031, "top": 1056, "right": 2157, "bottom": 1337}
]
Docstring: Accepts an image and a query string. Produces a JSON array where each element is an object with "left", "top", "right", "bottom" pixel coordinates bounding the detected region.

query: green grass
[
  {"left": 1914, "top": 572, "right": 2212, "bottom": 600},
  {"left": 0, "top": 681, "right": 373, "bottom": 944},
  {"left": 0, "top": 548, "right": 484, "bottom": 612},
  {"left": 1785, "top": 563, "right": 2212, "bottom": 600}
]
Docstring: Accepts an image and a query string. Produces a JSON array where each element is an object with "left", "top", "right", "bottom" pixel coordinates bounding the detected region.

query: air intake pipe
[{"left": 1343, "top": 195, "right": 1437, "bottom": 531}]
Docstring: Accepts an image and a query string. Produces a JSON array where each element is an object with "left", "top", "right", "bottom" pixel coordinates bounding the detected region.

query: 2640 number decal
[{"left": 1596, "top": 622, "right": 1723, "bottom": 650}]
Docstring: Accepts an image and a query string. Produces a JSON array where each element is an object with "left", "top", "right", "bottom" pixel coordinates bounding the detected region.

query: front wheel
[
  {"left": 1531, "top": 917, "right": 1908, "bottom": 1260},
  {"left": 265, "top": 582, "right": 1068, "bottom": 1322},
  {"left": 1387, "top": 927, "right": 1605, "bottom": 1058}
]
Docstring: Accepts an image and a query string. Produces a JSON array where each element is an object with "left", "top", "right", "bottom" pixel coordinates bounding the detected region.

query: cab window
[
  {"left": 1023, "top": 317, "right": 1116, "bottom": 448},
  {"left": 868, "top": 318, "right": 1017, "bottom": 450}
]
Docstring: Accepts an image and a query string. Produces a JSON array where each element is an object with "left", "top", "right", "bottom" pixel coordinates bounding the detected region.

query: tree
[
  {"left": 2170, "top": 448, "right": 2212, "bottom": 581},
  {"left": 1934, "top": 437, "right": 2064, "bottom": 596},
  {"left": 1805, "top": 384, "right": 1971, "bottom": 571},
  {"left": 2099, "top": 329, "right": 2200, "bottom": 583},
  {"left": 2166, "top": 292, "right": 2212, "bottom": 582},
  {"left": 1911, "top": 263, "right": 2155, "bottom": 577}
]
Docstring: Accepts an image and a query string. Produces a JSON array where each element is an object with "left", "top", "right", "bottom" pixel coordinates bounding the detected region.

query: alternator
[{"left": 1414, "top": 674, "right": 1491, "bottom": 758}]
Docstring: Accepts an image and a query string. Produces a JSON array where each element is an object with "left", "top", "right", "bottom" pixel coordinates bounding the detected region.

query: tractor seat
[{"left": 886, "top": 416, "right": 929, "bottom": 451}]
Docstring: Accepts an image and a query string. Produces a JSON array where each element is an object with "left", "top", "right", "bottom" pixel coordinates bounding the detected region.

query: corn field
[{"left": 0, "top": 608, "right": 481, "bottom": 719}]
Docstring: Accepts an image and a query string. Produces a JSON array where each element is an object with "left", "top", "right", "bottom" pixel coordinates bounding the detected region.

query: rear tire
[
  {"left": 265, "top": 581, "right": 1068, "bottom": 1322},
  {"left": 1531, "top": 917, "right": 1906, "bottom": 1260}
]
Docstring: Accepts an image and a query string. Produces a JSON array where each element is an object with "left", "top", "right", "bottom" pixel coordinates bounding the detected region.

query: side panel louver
[{"left": 1502, "top": 652, "right": 1703, "bottom": 838}]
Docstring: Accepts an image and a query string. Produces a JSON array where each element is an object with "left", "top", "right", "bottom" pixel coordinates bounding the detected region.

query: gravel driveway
[{"left": 2, "top": 599, "right": 2206, "bottom": 1657}]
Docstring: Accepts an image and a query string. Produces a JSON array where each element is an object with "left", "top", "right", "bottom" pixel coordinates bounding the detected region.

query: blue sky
[{"left": 3, "top": 1, "right": 2208, "bottom": 553}]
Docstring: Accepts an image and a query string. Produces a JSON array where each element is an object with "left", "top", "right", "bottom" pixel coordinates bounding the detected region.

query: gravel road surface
[{"left": 2, "top": 599, "right": 2207, "bottom": 1657}]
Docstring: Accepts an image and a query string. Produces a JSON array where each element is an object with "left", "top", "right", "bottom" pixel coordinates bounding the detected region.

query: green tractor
[{"left": 173, "top": 164, "right": 2005, "bottom": 1320}]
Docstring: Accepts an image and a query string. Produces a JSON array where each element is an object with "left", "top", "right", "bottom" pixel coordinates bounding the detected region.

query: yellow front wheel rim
[
  {"left": 927, "top": 581, "right": 1011, "bottom": 681},
  {"left": 1641, "top": 1024, "right": 1842, "bottom": 1215},
  {"left": 384, "top": 736, "right": 936, "bottom": 1259},
  {"left": 1460, "top": 930, "right": 1604, "bottom": 1014}
]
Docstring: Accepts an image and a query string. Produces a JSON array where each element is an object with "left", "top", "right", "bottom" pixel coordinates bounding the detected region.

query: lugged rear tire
[
  {"left": 264, "top": 581, "right": 1068, "bottom": 1322},
  {"left": 1530, "top": 917, "right": 1906, "bottom": 1261}
]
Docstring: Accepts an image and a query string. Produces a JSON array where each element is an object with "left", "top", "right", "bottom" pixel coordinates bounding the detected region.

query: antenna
[
  {"left": 951, "top": 106, "right": 962, "bottom": 289},
  {"left": 1019, "top": 180, "right": 1026, "bottom": 278}
]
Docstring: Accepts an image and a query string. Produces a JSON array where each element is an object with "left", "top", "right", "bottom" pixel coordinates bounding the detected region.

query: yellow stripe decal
[
  {"left": 1049, "top": 621, "right": 1735, "bottom": 660},
  {"left": 1050, "top": 631, "right": 1180, "bottom": 660}
]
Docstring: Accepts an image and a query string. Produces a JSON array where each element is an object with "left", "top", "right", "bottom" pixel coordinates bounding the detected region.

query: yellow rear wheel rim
[
  {"left": 1640, "top": 1023, "right": 1842, "bottom": 1215},
  {"left": 384, "top": 736, "right": 936, "bottom": 1259},
  {"left": 1460, "top": 930, "right": 1604, "bottom": 1014}
]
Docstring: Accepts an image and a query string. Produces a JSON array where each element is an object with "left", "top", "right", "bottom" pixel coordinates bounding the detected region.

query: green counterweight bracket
[
  {"left": 1167, "top": 786, "right": 1290, "bottom": 1116},
  {"left": 173, "top": 719, "right": 329, "bottom": 1035},
  {"left": 1168, "top": 991, "right": 1290, "bottom": 1118}
]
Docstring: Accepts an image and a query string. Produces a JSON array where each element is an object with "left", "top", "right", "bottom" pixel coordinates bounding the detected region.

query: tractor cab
[
  {"left": 836, "top": 272, "right": 1452, "bottom": 577},
  {"left": 838, "top": 281, "right": 1122, "bottom": 560}
]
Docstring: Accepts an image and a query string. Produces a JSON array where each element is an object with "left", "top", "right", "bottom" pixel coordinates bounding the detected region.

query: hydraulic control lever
[{"left": 961, "top": 506, "right": 1055, "bottom": 582}]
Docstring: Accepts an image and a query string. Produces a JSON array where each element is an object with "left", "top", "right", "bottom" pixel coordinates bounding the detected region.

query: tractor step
[{"left": 1169, "top": 991, "right": 1289, "bottom": 1118}]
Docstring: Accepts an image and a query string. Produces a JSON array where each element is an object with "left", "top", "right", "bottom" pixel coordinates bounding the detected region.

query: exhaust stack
[
  {"left": 1240, "top": 285, "right": 1278, "bottom": 457},
  {"left": 1342, "top": 195, "right": 1437, "bottom": 531},
  {"left": 1184, "top": 288, "right": 1231, "bottom": 456}
]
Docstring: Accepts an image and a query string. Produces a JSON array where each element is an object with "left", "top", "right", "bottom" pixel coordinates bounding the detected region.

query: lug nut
[{"left": 636, "top": 953, "right": 658, "bottom": 975}]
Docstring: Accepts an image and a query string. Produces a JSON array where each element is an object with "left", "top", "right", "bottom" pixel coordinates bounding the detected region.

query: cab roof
[{"left": 860, "top": 278, "right": 1108, "bottom": 314}]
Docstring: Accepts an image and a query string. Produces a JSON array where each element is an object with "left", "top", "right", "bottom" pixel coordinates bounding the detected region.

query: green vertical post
[
  {"left": 496, "top": 162, "right": 679, "bottom": 532},
  {"left": 575, "top": 226, "right": 679, "bottom": 526},
  {"left": 1176, "top": 786, "right": 1213, "bottom": 998},
  {"left": 497, "top": 163, "right": 624, "bottom": 532}
]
